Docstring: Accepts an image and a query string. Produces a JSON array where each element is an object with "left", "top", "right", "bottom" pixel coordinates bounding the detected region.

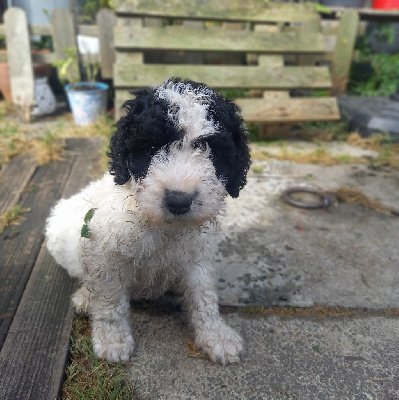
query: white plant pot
[{"left": 31, "top": 76, "right": 57, "bottom": 117}]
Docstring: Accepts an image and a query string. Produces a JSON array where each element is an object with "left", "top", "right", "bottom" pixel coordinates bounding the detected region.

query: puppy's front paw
[
  {"left": 92, "top": 321, "right": 135, "bottom": 364},
  {"left": 195, "top": 321, "right": 243, "bottom": 365},
  {"left": 72, "top": 286, "right": 90, "bottom": 315}
]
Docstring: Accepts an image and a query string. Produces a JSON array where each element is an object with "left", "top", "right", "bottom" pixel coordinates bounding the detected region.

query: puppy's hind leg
[{"left": 182, "top": 265, "right": 243, "bottom": 365}]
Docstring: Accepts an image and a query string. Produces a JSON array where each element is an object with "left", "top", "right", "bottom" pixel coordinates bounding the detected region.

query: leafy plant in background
[
  {"left": 78, "top": 0, "right": 114, "bottom": 24},
  {"left": 349, "top": 23, "right": 399, "bottom": 96},
  {"left": 53, "top": 47, "right": 100, "bottom": 87}
]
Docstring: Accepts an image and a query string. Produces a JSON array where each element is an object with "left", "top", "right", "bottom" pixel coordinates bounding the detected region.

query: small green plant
[
  {"left": 251, "top": 166, "right": 264, "bottom": 173},
  {"left": 0, "top": 34, "right": 6, "bottom": 49},
  {"left": 349, "top": 23, "right": 399, "bottom": 96},
  {"left": 53, "top": 47, "right": 100, "bottom": 87}
]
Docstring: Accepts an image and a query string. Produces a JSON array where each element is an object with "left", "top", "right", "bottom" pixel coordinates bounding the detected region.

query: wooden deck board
[
  {"left": 0, "top": 138, "right": 103, "bottom": 400},
  {"left": 0, "top": 154, "right": 37, "bottom": 216}
]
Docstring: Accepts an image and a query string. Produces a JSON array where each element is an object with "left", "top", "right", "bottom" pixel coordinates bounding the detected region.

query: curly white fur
[{"left": 46, "top": 79, "right": 248, "bottom": 365}]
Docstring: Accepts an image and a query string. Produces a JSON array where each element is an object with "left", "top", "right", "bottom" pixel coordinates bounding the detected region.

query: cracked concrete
[{"left": 128, "top": 150, "right": 399, "bottom": 399}]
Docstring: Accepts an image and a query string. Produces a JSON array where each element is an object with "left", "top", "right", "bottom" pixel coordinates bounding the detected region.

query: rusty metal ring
[{"left": 283, "top": 187, "right": 331, "bottom": 210}]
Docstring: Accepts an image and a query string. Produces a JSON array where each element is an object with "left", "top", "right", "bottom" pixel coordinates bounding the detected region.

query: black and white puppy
[{"left": 46, "top": 78, "right": 251, "bottom": 364}]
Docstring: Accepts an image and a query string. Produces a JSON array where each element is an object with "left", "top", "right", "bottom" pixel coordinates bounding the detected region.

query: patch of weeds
[
  {"left": 0, "top": 205, "right": 30, "bottom": 234},
  {"left": 62, "top": 314, "right": 133, "bottom": 400},
  {"left": 300, "top": 120, "right": 350, "bottom": 142},
  {"left": 336, "top": 154, "right": 352, "bottom": 164},
  {"left": 334, "top": 187, "right": 398, "bottom": 215},
  {"left": 347, "top": 133, "right": 399, "bottom": 168},
  {"left": 251, "top": 146, "right": 360, "bottom": 166},
  {"left": 348, "top": 23, "right": 399, "bottom": 96},
  {"left": 30, "top": 129, "right": 64, "bottom": 165},
  {"left": 251, "top": 166, "right": 264, "bottom": 173},
  {"left": 240, "top": 305, "right": 399, "bottom": 321},
  {"left": 187, "top": 340, "right": 208, "bottom": 360},
  {"left": 52, "top": 114, "right": 115, "bottom": 174}
]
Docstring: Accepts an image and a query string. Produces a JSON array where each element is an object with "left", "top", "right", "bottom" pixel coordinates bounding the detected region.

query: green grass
[{"left": 62, "top": 315, "right": 133, "bottom": 400}]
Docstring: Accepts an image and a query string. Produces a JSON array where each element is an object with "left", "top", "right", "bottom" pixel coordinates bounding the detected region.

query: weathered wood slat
[
  {"left": 235, "top": 97, "right": 340, "bottom": 122},
  {"left": 114, "top": 0, "right": 320, "bottom": 23},
  {"left": 0, "top": 138, "right": 103, "bottom": 400},
  {"left": 4, "top": 8, "right": 34, "bottom": 111},
  {"left": 114, "top": 26, "right": 327, "bottom": 53},
  {"left": 0, "top": 155, "right": 37, "bottom": 217},
  {"left": 115, "top": 90, "right": 340, "bottom": 122},
  {"left": 0, "top": 52, "right": 57, "bottom": 64},
  {"left": 0, "top": 250, "right": 75, "bottom": 400},
  {"left": 332, "top": 11, "right": 359, "bottom": 95},
  {"left": 51, "top": 8, "right": 80, "bottom": 83},
  {"left": 114, "top": 62, "right": 333, "bottom": 89},
  {"left": 30, "top": 24, "right": 53, "bottom": 36},
  {"left": 0, "top": 145, "right": 76, "bottom": 349},
  {"left": 78, "top": 24, "right": 99, "bottom": 36},
  {"left": 97, "top": 9, "right": 117, "bottom": 79}
]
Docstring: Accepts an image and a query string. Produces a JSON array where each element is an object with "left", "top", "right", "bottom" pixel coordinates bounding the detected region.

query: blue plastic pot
[{"left": 65, "top": 82, "right": 108, "bottom": 125}]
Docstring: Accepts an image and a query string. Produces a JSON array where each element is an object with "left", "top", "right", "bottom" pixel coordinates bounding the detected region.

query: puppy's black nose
[{"left": 165, "top": 190, "right": 196, "bottom": 215}]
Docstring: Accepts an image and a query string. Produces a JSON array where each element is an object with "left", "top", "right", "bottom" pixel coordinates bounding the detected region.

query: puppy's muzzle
[{"left": 165, "top": 189, "right": 197, "bottom": 216}]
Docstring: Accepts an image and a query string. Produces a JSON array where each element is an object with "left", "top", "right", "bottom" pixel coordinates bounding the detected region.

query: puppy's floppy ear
[
  {"left": 108, "top": 90, "right": 152, "bottom": 185},
  {"left": 205, "top": 96, "right": 251, "bottom": 198}
]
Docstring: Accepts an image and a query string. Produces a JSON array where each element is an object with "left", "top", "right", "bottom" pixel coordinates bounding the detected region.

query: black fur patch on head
[
  {"left": 192, "top": 91, "right": 251, "bottom": 198},
  {"left": 108, "top": 88, "right": 183, "bottom": 184},
  {"left": 109, "top": 78, "right": 251, "bottom": 198}
]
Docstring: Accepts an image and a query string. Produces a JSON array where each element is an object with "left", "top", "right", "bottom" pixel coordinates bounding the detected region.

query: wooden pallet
[
  {"left": 0, "top": 138, "right": 103, "bottom": 399},
  {"left": 113, "top": 0, "right": 359, "bottom": 124}
]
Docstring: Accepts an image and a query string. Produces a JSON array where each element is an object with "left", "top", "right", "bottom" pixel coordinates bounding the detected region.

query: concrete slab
[
  {"left": 217, "top": 159, "right": 399, "bottom": 308},
  {"left": 128, "top": 311, "right": 399, "bottom": 399},
  {"left": 127, "top": 155, "right": 398, "bottom": 399}
]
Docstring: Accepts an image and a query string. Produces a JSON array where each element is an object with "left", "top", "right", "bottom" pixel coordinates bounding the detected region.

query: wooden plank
[
  {"left": 0, "top": 250, "right": 75, "bottom": 400},
  {"left": 51, "top": 8, "right": 80, "bottom": 82},
  {"left": 96, "top": 9, "right": 116, "bottom": 79},
  {"left": 331, "top": 11, "right": 359, "bottom": 95},
  {"left": 31, "top": 52, "right": 57, "bottom": 63},
  {"left": 0, "top": 144, "right": 76, "bottom": 349},
  {"left": 116, "top": 90, "right": 340, "bottom": 122},
  {"left": 330, "top": 6, "right": 399, "bottom": 21},
  {"left": 114, "top": 26, "right": 327, "bottom": 53},
  {"left": 4, "top": 8, "right": 34, "bottom": 116},
  {"left": 183, "top": 20, "right": 204, "bottom": 65},
  {"left": 0, "top": 52, "right": 56, "bottom": 64},
  {"left": 235, "top": 97, "right": 340, "bottom": 122},
  {"left": 114, "top": 0, "right": 320, "bottom": 23},
  {"left": 0, "top": 52, "right": 57, "bottom": 64},
  {"left": 0, "top": 155, "right": 37, "bottom": 218},
  {"left": 0, "top": 138, "right": 103, "bottom": 400},
  {"left": 30, "top": 24, "right": 53, "bottom": 36},
  {"left": 114, "top": 62, "right": 333, "bottom": 90},
  {"left": 78, "top": 24, "right": 99, "bottom": 36}
]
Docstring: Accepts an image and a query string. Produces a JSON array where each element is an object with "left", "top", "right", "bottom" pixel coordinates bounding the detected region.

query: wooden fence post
[
  {"left": 96, "top": 8, "right": 116, "bottom": 79},
  {"left": 331, "top": 11, "right": 359, "bottom": 95},
  {"left": 4, "top": 7, "right": 34, "bottom": 122},
  {"left": 51, "top": 8, "right": 81, "bottom": 82}
]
